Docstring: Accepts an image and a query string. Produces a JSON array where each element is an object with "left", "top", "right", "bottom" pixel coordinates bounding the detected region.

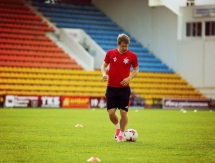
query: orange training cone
[
  {"left": 75, "top": 124, "right": 83, "bottom": 127},
  {"left": 87, "top": 157, "right": 101, "bottom": 162}
]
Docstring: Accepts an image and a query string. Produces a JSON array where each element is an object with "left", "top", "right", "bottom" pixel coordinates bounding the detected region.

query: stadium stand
[
  {"left": 0, "top": 0, "right": 205, "bottom": 106},
  {"left": 31, "top": 0, "right": 174, "bottom": 73}
]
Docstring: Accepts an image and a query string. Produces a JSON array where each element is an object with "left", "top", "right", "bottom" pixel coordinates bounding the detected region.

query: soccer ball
[{"left": 124, "top": 129, "right": 138, "bottom": 142}]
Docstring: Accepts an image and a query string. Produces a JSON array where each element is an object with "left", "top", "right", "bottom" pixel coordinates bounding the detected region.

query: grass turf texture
[{"left": 0, "top": 109, "right": 215, "bottom": 163}]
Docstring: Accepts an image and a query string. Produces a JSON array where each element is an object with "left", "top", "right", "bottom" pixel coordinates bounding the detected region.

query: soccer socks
[
  {"left": 115, "top": 122, "right": 120, "bottom": 129},
  {"left": 114, "top": 123, "right": 120, "bottom": 140},
  {"left": 115, "top": 123, "right": 120, "bottom": 136},
  {"left": 119, "top": 131, "right": 124, "bottom": 137}
]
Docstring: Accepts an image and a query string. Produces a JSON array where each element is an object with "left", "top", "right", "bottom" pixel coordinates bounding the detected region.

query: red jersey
[{"left": 104, "top": 49, "right": 138, "bottom": 88}]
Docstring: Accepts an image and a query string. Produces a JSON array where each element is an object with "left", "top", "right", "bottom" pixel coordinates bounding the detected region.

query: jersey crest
[{"left": 123, "top": 57, "right": 129, "bottom": 64}]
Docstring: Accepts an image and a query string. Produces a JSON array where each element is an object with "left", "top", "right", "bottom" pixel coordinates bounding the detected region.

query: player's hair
[{"left": 117, "top": 34, "right": 130, "bottom": 45}]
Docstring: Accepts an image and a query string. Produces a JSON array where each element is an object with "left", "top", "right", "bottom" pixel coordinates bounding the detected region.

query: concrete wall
[
  {"left": 176, "top": 40, "right": 204, "bottom": 86},
  {"left": 150, "top": 6, "right": 178, "bottom": 70},
  {"left": 149, "top": 0, "right": 186, "bottom": 14},
  {"left": 204, "top": 40, "right": 215, "bottom": 87},
  {"left": 179, "top": 5, "right": 215, "bottom": 90},
  {"left": 195, "top": 0, "right": 215, "bottom": 5},
  {"left": 149, "top": 0, "right": 215, "bottom": 7}
]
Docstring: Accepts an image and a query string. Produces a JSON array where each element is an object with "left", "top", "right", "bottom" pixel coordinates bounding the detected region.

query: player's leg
[
  {"left": 117, "top": 109, "right": 128, "bottom": 142},
  {"left": 119, "top": 109, "right": 128, "bottom": 134},
  {"left": 106, "top": 86, "right": 120, "bottom": 140},
  {"left": 107, "top": 108, "right": 118, "bottom": 124},
  {"left": 107, "top": 108, "right": 120, "bottom": 140},
  {"left": 117, "top": 87, "right": 131, "bottom": 142}
]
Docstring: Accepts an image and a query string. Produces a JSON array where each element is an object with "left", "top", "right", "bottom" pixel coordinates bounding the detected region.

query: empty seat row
[
  {"left": 0, "top": 13, "right": 42, "bottom": 21},
  {"left": 0, "top": 38, "right": 57, "bottom": 47},
  {"left": 100, "top": 45, "right": 148, "bottom": 53},
  {"left": 0, "top": 33, "right": 51, "bottom": 41},
  {"left": 134, "top": 88, "right": 200, "bottom": 95},
  {"left": 138, "top": 67, "right": 173, "bottom": 73},
  {"left": 142, "top": 95, "right": 203, "bottom": 100},
  {"left": 0, "top": 8, "right": 36, "bottom": 15},
  {"left": 135, "top": 76, "right": 181, "bottom": 81},
  {"left": 89, "top": 35, "right": 136, "bottom": 42},
  {"left": 0, "top": 72, "right": 100, "bottom": 80},
  {"left": 0, "top": 23, "right": 54, "bottom": 31},
  {"left": 88, "top": 25, "right": 119, "bottom": 32},
  {"left": 0, "top": 66, "right": 96, "bottom": 74},
  {"left": 0, "top": 78, "right": 106, "bottom": 87},
  {"left": 0, "top": 0, "right": 24, "bottom": 4},
  {"left": 138, "top": 58, "right": 161, "bottom": 63},
  {"left": 39, "top": 7, "right": 104, "bottom": 16},
  {"left": 139, "top": 63, "right": 168, "bottom": 68},
  {"left": 0, "top": 17, "right": 48, "bottom": 26},
  {"left": 0, "top": 50, "right": 70, "bottom": 58},
  {"left": 0, "top": 27, "right": 45, "bottom": 35},
  {"left": 130, "top": 83, "right": 193, "bottom": 89},
  {"left": 61, "top": 18, "right": 115, "bottom": 25},
  {"left": 32, "top": 1, "right": 99, "bottom": 12},
  {"left": 50, "top": 17, "right": 117, "bottom": 27},
  {"left": 0, "top": 84, "right": 106, "bottom": 93},
  {"left": 56, "top": 22, "right": 123, "bottom": 31},
  {"left": 0, "top": 61, "right": 82, "bottom": 69},
  {"left": 0, "top": 90, "right": 105, "bottom": 97},
  {"left": 53, "top": 0, "right": 93, "bottom": 6},
  {"left": 0, "top": 4, "right": 29, "bottom": 10},
  {"left": 0, "top": 55, "right": 76, "bottom": 64},
  {"left": 136, "top": 72, "right": 180, "bottom": 78},
  {"left": 43, "top": 11, "right": 107, "bottom": 21},
  {"left": 94, "top": 39, "right": 142, "bottom": 47},
  {"left": 0, "top": 44, "right": 63, "bottom": 52},
  {"left": 132, "top": 78, "right": 187, "bottom": 84},
  {"left": 95, "top": 42, "right": 141, "bottom": 47}
]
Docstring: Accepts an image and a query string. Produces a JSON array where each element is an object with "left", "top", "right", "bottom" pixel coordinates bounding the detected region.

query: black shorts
[{"left": 105, "top": 86, "right": 131, "bottom": 112}]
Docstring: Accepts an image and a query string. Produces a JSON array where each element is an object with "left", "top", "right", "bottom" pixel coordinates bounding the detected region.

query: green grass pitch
[{"left": 0, "top": 108, "right": 215, "bottom": 163}]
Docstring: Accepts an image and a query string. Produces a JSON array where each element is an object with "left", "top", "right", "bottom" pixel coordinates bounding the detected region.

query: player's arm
[
  {"left": 120, "top": 66, "right": 139, "bottom": 86},
  {"left": 101, "top": 62, "right": 109, "bottom": 81},
  {"left": 129, "top": 66, "right": 139, "bottom": 80}
]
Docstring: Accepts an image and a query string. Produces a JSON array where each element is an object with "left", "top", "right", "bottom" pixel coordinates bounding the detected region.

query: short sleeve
[
  {"left": 132, "top": 54, "right": 138, "bottom": 68},
  {"left": 104, "top": 51, "right": 110, "bottom": 64}
]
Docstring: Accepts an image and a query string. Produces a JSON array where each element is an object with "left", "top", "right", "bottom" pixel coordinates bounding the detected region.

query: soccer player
[{"left": 101, "top": 34, "right": 139, "bottom": 142}]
